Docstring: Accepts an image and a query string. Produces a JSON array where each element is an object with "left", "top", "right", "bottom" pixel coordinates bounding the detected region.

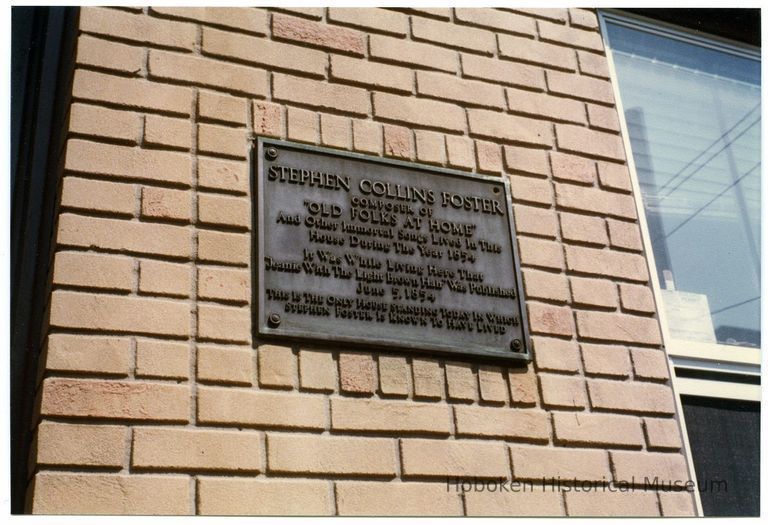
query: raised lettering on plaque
[{"left": 254, "top": 138, "right": 531, "bottom": 361}]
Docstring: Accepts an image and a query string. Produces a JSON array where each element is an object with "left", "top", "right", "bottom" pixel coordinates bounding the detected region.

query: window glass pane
[{"left": 605, "top": 21, "right": 761, "bottom": 348}]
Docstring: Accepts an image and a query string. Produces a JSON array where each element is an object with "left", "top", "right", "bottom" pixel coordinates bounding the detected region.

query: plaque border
[{"left": 252, "top": 137, "right": 532, "bottom": 363}]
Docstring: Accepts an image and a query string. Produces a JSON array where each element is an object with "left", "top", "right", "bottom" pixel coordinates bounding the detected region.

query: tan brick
[
  {"left": 556, "top": 124, "right": 626, "bottom": 161},
  {"left": 547, "top": 70, "right": 613, "bottom": 105},
  {"left": 80, "top": 7, "right": 195, "bottom": 50},
  {"left": 30, "top": 472, "right": 191, "bottom": 515},
  {"left": 532, "top": 336, "right": 580, "bottom": 373},
  {"left": 383, "top": 124, "right": 413, "bottom": 160},
  {"left": 415, "top": 130, "right": 446, "bottom": 165},
  {"left": 35, "top": 421, "right": 125, "bottom": 468},
  {"left": 374, "top": 92, "right": 465, "bottom": 133},
  {"left": 417, "top": 70, "right": 505, "bottom": 109},
  {"left": 352, "top": 120, "right": 382, "bottom": 154},
  {"left": 198, "top": 230, "right": 249, "bottom": 265},
  {"left": 465, "top": 485, "right": 564, "bottom": 516},
  {"left": 566, "top": 490, "right": 659, "bottom": 516},
  {"left": 597, "top": 162, "right": 632, "bottom": 193},
  {"left": 198, "top": 123, "right": 248, "bottom": 159},
  {"left": 577, "top": 49, "right": 611, "bottom": 79},
  {"left": 570, "top": 276, "right": 617, "bottom": 308},
  {"left": 522, "top": 269, "right": 570, "bottom": 303},
  {"left": 53, "top": 251, "right": 133, "bottom": 291},
  {"left": 197, "top": 344, "right": 253, "bottom": 385},
  {"left": 554, "top": 411, "right": 644, "bottom": 447},
  {"left": 402, "top": 7, "right": 452, "bottom": 19},
  {"left": 198, "top": 193, "right": 250, "bottom": 230},
  {"left": 320, "top": 113, "right": 351, "bottom": 149},
  {"left": 49, "top": 290, "right": 189, "bottom": 336},
  {"left": 511, "top": 445, "right": 609, "bottom": 481},
  {"left": 299, "top": 349, "right": 336, "bottom": 392},
  {"left": 340, "top": 352, "right": 376, "bottom": 394},
  {"left": 45, "top": 334, "right": 131, "bottom": 376},
  {"left": 72, "top": 69, "right": 193, "bottom": 116},
  {"left": 141, "top": 186, "right": 191, "bottom": 222},
  {"left": 198, "top": 157, "right": 249, "bottom": 194},
  {"left": 550, "top": 151, "right": 596, "bottom": 184},
  {"left": 498, "top": 33, "right": 577, "bottom": 71},
  {"left": 412, "top": 358, "right": 444, "bottom": 399},
  {"left": 401, "top": 439, "right": 508, "bottom": 478},
  {"left": 135, "top": 339, "right": 189, "bottom": 379},
  {"left": 331, "top": 54, "right": 413, "bottom": 93},
  {"left": 509, "top": 366, "right": 538, "bottom": 406},
  {"left": 478, "top": 365, "right": 508, "bottom": 404},
  {"left": 581, "top": 343, "right": 630, "bottom": 378},
  {"left": 475, "top": 140, "right": 503, "bottom": 174},
  {"left": 268, "top": 434, "right": 396, "bottom": 476},
  {"left": 645, "top": 417, "right": 683, "bottom": 450},
  {"left": 198, "top": 266, "right": 250, "bottom": 303},
  {"left": 151, "top": 7, "right": 268, "bottom": 34},
  {"left": 258, "top": 345, "right": 294, "bottom": 388},
  {"left": 138, "top": 260, "right": 190, "bottom": 298},
  {"left": 273, "top": 13, "right": 365, "bottom": 55},
  {"left": 149, "top": 50, "right": 268, "bottom": 98},
  {"left": 287, "top": 106, "right": 319, "bottom": 144},
  {"left": 197, "top": 386, "right": 325, "bottom": 429},
  {"left": 577, "top": 311, "right": 661, "bottom": 345},
  {"left": 132, "top": 427, "right": 260, "bottom": 472},
  {"left": 542, "top": 19, "right": 603, "bottom": 51},
  {"left": 378, "top": 355, "right": 409, "bottom": 397},
  {"left": 331, "top": 398, "right": 451, "bottom": 434},
  {"left": 370, "top": 34, "right": 458, "bottom": 72},
  {"left": 512, "top": 8, "right": 568, "bottom": 23},
  {"left": 455, "top": 8, "right": 535, "bottom": 35},
  {"left": 252, "top": 100, "right": 282, "bottom": 137},
  {"left": 272, "top": 7, "right": 324, "bottom": 19},
  {"left": 203, "top": 26, "right": 326, "bottom": 77},
  {"left": 514, "top": 205, "right": 558, "bottom": 238},
  {"left": 144, "top": 114, "right": 191, "bottom": 150},
  {"left": 445, "top": 361, "right": 476, "bottom": 401},
  {"left": 564, "top": 245, "right": 648, "bottom": 282},
  {"left": 539, "top": 373, "right": 586, "bottom": 409},
  {"left": 445, "top": 135, "right": 475, "bottom": 170},
  {"left": 462, "top": 54, "right": 545, "bottom": 91},
  {"left": 608, "top": 219, "right": 644, "bottom": 251},
  {"left": 620, "top": 283, "right": 655, "bottom": 314},
  {"left": 338, "top": 481, "right": 461, "bottom": 516},
  {"left": 517, "top": 237, "right": 564, "bottom": 270},
  {"left": 40, "top": 377, "right": 189, "bottom": 422},
  {"left": 454, "top": 405, "right": 549, "bottom": 441},
  {"left": 569, "top": 8, "right": 599, "bottom": 30},
  {"left": 503, "top": 146, "right": 550, "bottom": 177},
  {"left": 508, "top": 175, "right": 553, "bottom": 206},
  {"left": 588, "top": 103, "right": 621, "bottom": 133},
  {"left": 276, "top": 74, "right": 371, "bottom": 116},
  {"left": 588, "top": 379, "right": 676, "bottom": 415},
  {"left": 328, "top": 7, "right": 408, "bottom": 36},
  {"left": 468, "top": 109, "right": 552, "bottom": 146},
  {"left": 60, "top": 177, "right": 135, "bottom": 216},
  {"left": 507, "top": 87, "right": 586, "bottom": 124},
  {"left": 631, "top": 348, "right": 670, "bottom": 381},
  {"left": 659, "top": 491, "right": 697, "bottom": 517},
  {"left": 65, "top": 139, "right": 191, "bottom": 186},
  {"left": 412, "top": 16, "right": 495, "bottom": 54},
  {"left": 198, "top": 478, "right": 331, "bottom": 515},
  {"left": 198, "top": 303, "right": 250, "bottom": 343},
  {"left": 560, "top": 212, "right": 608, "bottom": 246},
  {"left": 75, "top": 34, "right": 144, "bottom": 75},
  {"left": 612, "top": 451, "right": 689, "bottom": 485},
  {"left": 527, "top": 303, "right": 574, "bottom": 337},
  {"left": 69, "top": 103, "right": 139, "bottom": 143}
]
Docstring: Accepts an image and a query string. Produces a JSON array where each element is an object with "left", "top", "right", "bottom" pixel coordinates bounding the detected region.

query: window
[{"left": 601, "top": 10, "right": 760, "bottom": 517}]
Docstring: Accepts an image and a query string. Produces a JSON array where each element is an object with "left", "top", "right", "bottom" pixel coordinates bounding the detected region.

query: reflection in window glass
[{"left": 605, "top": 21, "right": 761, "bottom": 348}]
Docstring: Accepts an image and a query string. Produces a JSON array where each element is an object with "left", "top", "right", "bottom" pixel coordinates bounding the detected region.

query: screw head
[
  {"left": 267, "top": 313, "right": 281, "bottom": 327},
  {"left": 511, "top": 339, "right": 523, "bottom": 352},
  {"left": 265, "top": 147, "right": 278, "bottom": 160}
]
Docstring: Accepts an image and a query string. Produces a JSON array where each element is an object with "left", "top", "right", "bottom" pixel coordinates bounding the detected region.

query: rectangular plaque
[{"left": 254, "top": 138, "right": 531, "bottom": 362}]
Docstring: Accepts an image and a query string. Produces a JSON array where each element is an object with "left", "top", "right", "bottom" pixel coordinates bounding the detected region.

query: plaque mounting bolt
[
  {"left": 265, "top": 147, "right": 278, "bottom": 160},
  {"left": 267, "top": 313, "right": 281, "bottom": 327},
  {"left": 511, "top": 339, "right": 523, "bottom": 352}
]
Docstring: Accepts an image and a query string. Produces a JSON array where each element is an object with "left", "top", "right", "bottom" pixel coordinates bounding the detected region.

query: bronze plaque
[{"left": 254, "top": 138, "right": 531, "bottom": 362}]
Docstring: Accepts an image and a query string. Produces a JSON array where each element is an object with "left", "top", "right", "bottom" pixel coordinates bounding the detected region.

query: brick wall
[{"left": 27, "top": 7, "right": 697, "bottom": 516}]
